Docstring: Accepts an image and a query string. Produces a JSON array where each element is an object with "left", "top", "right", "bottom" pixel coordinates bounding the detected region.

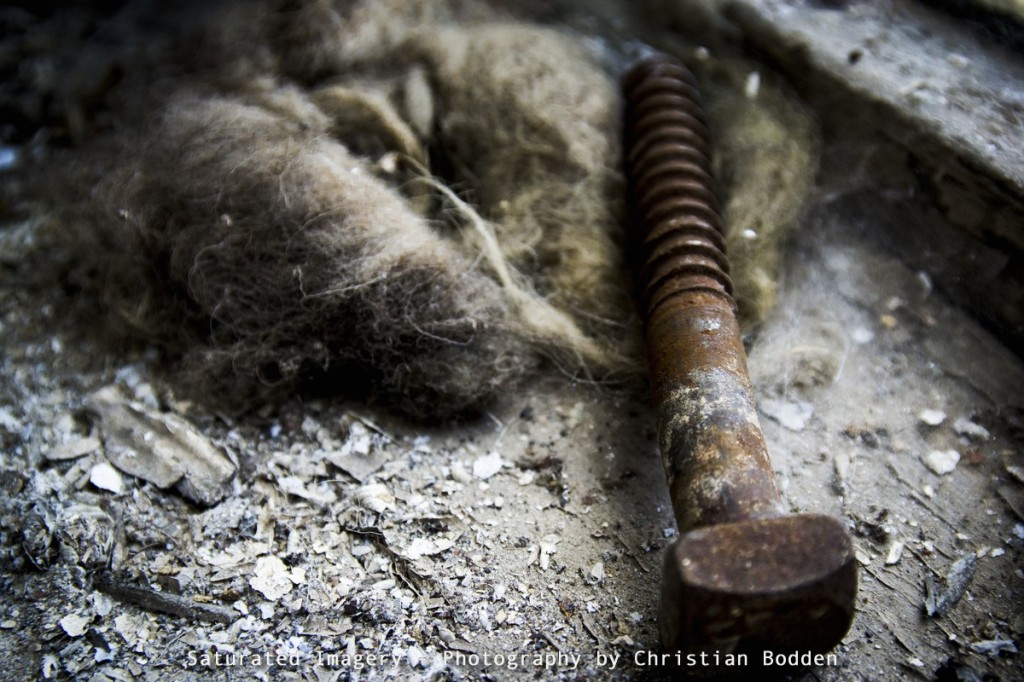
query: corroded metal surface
[
  {"left": 624, "top": 55, "right": 783, "bottom": 532},
  {"left": 659, "top": 515, "right": 858, "bottom": 663},
  {"left": 623, "top": 54, "right": 857, "bottom": 668}
]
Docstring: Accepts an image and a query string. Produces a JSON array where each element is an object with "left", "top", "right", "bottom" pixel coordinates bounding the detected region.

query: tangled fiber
[{"left": 48, "top": 0, "right": 819, "bottom": 418}]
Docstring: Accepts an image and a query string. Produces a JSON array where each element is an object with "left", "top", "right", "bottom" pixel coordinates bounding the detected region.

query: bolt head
[{"left": 660, "top": 514, "right": 857, "bottom": 671}]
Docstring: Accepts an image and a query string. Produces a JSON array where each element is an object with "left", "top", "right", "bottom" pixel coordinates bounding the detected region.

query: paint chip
[
  {"left": 356, "top": 483, "right": 395, "bottom": 514},
  {"left": 46, "top": 436, "right": 102, "bottom": 461},
  {"left": 744, "top": 71, "right": 761, "bottom": 98},
  {"left": 760, "top": 399, "right": 814, "bottom": 431},
  {"left": 852, "top": 327, "right": 875, "bottom": 345},
  {"left": 403, "top": 537, "right": 455, "bottom": 560},
  {"left": 59, "top": 613, "right": 91, "bottom": 637},
  {"left": 249, "top": 556, "right": 303, "bottom": 601},
  {"left": 953, "top": 417, "right": 990, "bottom": 440},
  {"left": 473, "top": 451, "right": 503, "bottom": 480},
  {"left": 923, "top": 450, "right": 960, "bottom": 475},
  {"left": 89, "top": 462, "right": 124, "bottom": 494},
  {"left": 885, "top": 541, "right": 904, "bottom": 565}
]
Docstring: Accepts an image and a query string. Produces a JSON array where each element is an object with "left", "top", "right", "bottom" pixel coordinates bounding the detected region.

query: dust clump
[
  {"left": 71, "top": 0, "right": 643, "bottom": 419},
  {"left": 30, "top": 0, "right": 814, "bottom": 418}
]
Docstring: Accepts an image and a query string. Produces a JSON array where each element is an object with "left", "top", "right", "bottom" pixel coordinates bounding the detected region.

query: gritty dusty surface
[
  {"left": 3, "top": 165, "right": 1024, "bottom": 682},
  {"left": 724, "top": 0, "right": 1024, "bottom": 195},
  {"left": 3, "top": 4, "right": 1024, "bottom": 682}
]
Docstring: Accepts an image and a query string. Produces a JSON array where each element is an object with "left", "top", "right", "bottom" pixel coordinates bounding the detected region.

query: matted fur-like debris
[
  {"left": 61, "top": 0, "right": 818, "bottom": 418},
  {"left": 99, "top": 85, "right": 537, "bottom": 418}
]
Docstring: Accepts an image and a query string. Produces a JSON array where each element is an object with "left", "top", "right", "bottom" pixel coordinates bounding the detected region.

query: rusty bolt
[{"left": 623, "top": 55, "right": 857, "bottom": 668}]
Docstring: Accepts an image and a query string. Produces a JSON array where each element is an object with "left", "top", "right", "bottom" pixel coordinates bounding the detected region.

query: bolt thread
[{"left": 623, "top": 56, "right": 734, "bottom": 319}]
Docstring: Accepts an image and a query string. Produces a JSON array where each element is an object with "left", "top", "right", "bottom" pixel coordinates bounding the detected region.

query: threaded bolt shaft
[
  {"left": 623, "top": 56, "right": 784, "bottom": 532},
  {"left": 624, "top": 58, "right": 733, "bottom": 318}
]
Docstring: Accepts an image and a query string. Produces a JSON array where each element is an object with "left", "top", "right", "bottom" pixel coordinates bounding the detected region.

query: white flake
[
  {"left": 276, "top": 475, "right": 337, "bottom": 505},
  {"left": 852, "top": 327, "right": 875, "bottom": 345},
  {"left": 0, "top": 407, "right": 19, "bottom": 431},
  {"left": 450, "top": 463, "right": 472, "bottom": 484},
  {"left": 42, "top": 654, "right": 59, "bottom": 680},
  {"left": 744, "top": 71, "right": 761, "bottom": 98},
  {"left": 46, "top": 436, "right": 101, "bottom": 461},
  {"left": 919, "top": 409, "right": 946, "bottom": 426},
  {"left": 403, "top": 537, "right": 454, "bottom": 560},
  {"left": 90, "top": 462, "right": 124, "bottom": 494},
  {"left": 59, "top": 613, "right": 91, "bottom": 637},
  {"left": 356, "top": 483, "right": 395, "bottom": 513},
  {"left": 249, "top": 556, "right": 303, "bottom": 601},
  {"left": 923, "top": 450, "right": 960, "bottom": 475},
  {"left": 90, "top": 594, "right": 113, "bottom": 618},
  {"left": 538, "top": 534, "right": 561, "bottom": 570},
  {"left": 953, "top": 417, "right": 990, "bottom": 440},
  {"left": 760, "top": 399, "right": 814, "bottom": 431},
  {"left": 473, "top": 451, "right": 503, "bottom": 480}
]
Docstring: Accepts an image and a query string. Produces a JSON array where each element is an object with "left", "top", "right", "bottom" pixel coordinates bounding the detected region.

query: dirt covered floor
[{"left": 2, "top": 1, "right": 1023, "bottom": 681}]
